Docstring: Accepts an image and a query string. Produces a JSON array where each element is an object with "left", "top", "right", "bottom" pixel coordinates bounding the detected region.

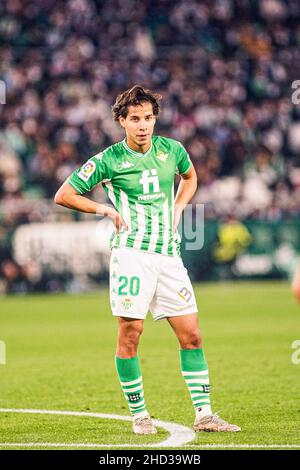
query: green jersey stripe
[
  {"left": 104, "top": 182, "right": 117, "bottom": 211},
  {"left": 171, "top": 183, "right": 177, "bottom": 256},
  {"left": 119, "top": 188, "right": 131, "bottom": 247},
  {"left": 154, "top": 207, "right": 164, "bottom": 254},
  {"left": 161, "top": 199, "right": 170, "bottom": 255},
  {"left": 141, "top": 205, "right": 152, "bottom": 251},
  {"left": 133, "top": 203, "right": 147, "bottom": 250},
  {"left": 106, "top": 182, "right": 123, "bottom": 249},
  {"left": 148, "top": 207, "right": 160, "bottom": 252}
]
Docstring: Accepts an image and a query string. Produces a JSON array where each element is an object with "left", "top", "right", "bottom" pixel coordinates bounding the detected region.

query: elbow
[
  {"left": 191, "top": 176, "right": 198, "bottom": 195},
  {"left": 54, "top": 189, "right": 65, "bottom": 206}
]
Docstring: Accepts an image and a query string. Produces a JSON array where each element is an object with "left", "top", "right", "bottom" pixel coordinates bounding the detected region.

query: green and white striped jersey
[{"left": 68, "top": 135, "right": 192, "bottom": 257}]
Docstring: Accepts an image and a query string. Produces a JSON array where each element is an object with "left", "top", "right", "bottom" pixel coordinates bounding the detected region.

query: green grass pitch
[{"left": 0, "top": 281, "right": 299, "bottom": 450}]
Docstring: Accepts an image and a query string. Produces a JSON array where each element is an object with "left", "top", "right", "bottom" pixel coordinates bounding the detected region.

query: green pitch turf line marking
[{"left": 0, "top": 408, "right": 195, "bottom": 448}]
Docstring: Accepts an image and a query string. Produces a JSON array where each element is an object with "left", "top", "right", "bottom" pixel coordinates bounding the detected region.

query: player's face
[{"left": 119, "top": 102, "right": 156, "bottom": 151}]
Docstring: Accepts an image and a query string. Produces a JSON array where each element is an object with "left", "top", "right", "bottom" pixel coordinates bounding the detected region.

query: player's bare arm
[
  {"left": 173, "top": 165, "right": 197, "bottom": 233},
  {"left": 54, "top": 180, "right": 128, "bottom": 234}
]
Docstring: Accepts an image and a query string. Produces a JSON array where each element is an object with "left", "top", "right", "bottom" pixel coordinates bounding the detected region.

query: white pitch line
[
  {"left": 1, "top": 409, "right": 298, "bottom": 449},
  {"left": 0, "top": 408, "right": 195, "bottom": 448},
  {"left": 187, "top": 444, "right": 300, "bottom": 449}
]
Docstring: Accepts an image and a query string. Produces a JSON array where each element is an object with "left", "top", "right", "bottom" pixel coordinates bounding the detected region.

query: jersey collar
[{"left": 122, "top": 138, "right": 153, "bottom": 157}]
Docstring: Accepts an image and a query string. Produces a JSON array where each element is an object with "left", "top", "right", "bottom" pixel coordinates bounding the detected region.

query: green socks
[
  {"left": 115, "top": 355, "right": 147, "bottom": 416},
  {"left": 180, "top": 348, "right": 212, "bottom": 417},
  {"left": 115, "top": 349, "right": 211, "bottom": 419}
]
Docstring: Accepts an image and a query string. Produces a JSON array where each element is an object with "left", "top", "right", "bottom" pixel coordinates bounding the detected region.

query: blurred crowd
[{"left": 1, "top": 0, "right": 300, "bottom": 292}]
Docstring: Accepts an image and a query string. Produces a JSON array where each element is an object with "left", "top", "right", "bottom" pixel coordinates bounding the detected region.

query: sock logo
[
  {"left": 128, "top": 392, "right": 141, "bottom": 403},
  {"left": 201, "top": 385, "right": 210, "bottom": 393}
]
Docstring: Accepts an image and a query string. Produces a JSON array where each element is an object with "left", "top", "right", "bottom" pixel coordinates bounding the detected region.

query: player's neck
[{"left": 125, "top": 137, "right": 152, "bottom": 154}]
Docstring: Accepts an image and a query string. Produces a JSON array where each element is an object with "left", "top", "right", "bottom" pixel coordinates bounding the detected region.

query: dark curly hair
[{"left": 112, "top": 85, "right": 161, "bottom": 121}]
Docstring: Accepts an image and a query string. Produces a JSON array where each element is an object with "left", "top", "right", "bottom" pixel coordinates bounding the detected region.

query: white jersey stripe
[
  {"left": 133, "top": 203, "right": 146, "bottom": 250},
  {"left": 119, "top": 189, "right": 131, "bottom": 247},
  {"left": 148, "top": 207, "right": 160, "bottom": 252},
  {"left": 105, "top": 182, "right": 119, "bottom": 249},
  {"left": 104, "top": 182, "right": 116, "bottom": 207},
  {"left": 171, "top": 182, "right": 178, "bottom": 256},
  {"left": 161, "top": 199, "right": 170, "bottom": 255}
]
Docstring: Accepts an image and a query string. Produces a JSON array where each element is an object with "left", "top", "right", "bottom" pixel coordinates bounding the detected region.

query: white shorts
[{"left": 109, "top": 247, "right": 198, "bottom": 321}]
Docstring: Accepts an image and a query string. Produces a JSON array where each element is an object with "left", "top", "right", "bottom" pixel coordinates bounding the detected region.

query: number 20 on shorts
[{"left": 118, "top": 276, "right": 140, "bottom": 296}]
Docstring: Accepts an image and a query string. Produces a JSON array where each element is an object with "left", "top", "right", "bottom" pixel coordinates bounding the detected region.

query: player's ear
[{"left": 119, "top": 117, "right": 126, "bottom": 128}]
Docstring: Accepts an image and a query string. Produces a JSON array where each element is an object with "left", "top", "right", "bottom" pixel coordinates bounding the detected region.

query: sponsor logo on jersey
[
  {"left": 120, "top": 161, "right": 134, "bottom": 170},
  {"left": 122, "top": 298, "right": 133, "bottom": 310},
  {"left": 78, "top": 160, "right": 96, "bottom": 182},
  {"left": 157, "top": 151, "right": 168, "bottom": 162},
  {"left": 137, "top": 192, "right": 166, "bottom": 201},
  {"left": 139, "top": 169, "right": 160, "bottom": 194}
]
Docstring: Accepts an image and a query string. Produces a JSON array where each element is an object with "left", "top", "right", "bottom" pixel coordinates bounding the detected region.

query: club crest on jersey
[
  {"left": 78, "top": 161, "right": 96, "bottom": 182},
  {"left": 157, "top": 151, "right": 168, "bottom": 162}
]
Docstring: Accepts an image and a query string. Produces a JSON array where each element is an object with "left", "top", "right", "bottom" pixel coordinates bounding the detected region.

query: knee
[
  {"left": 180, "top": 329, "right": 202, "bottom": 349},
  {"left": 117, "top": 323, "right": 143, "bottom": 357},
  {"left": 125, "top": 326, "right": 143, "bottom": 346}
]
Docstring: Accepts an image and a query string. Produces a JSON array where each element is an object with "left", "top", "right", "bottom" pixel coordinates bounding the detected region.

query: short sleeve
[
  {"left": 175, "top": 142, "right": 192, "bottom": 175},
  {"left": 67, "top": 151, "right": 109, "bottom": 194}
]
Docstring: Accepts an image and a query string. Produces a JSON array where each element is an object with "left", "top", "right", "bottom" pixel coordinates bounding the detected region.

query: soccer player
[{"left": 54, "top": 85, "right": 241, "bottom": 434}]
